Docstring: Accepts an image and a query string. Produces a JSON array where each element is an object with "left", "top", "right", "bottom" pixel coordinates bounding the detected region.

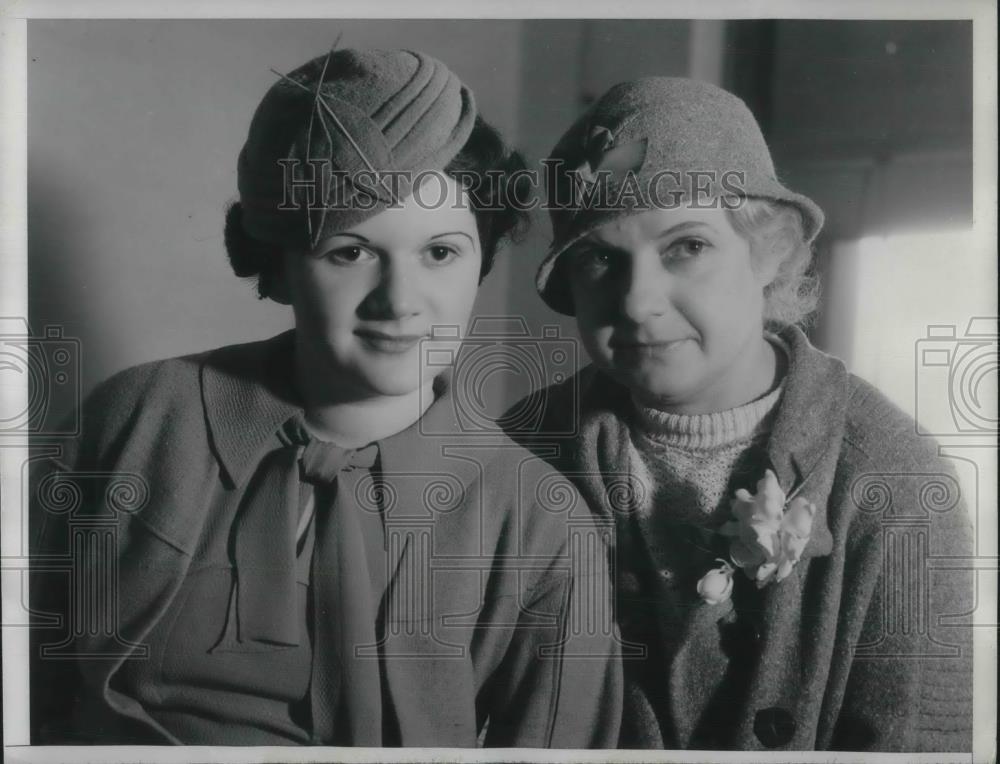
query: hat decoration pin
[
  {"left": 269, "top": 36, "right": 400, "bottom": 249},
  {"left": 573, "top": 112, "right": 648, "bottom": 191}
]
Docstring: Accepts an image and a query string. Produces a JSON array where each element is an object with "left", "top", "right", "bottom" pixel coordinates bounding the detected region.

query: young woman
[
  {"left": 29, "top": 47, "right": 621, "bottom": 747},
  {"left": 510, "top": 77, "right": 973, "bottom": 752}
]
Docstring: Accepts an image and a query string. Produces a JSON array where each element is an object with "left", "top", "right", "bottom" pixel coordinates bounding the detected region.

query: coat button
[{"left": 754, "top": 707, "right": 796, "bottom": 747}]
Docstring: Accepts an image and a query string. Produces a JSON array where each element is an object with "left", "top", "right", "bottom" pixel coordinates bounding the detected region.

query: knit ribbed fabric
[
  {"left": 628, "top": 384, "right": 780, "bottom": 519},
  {"left": 628, "top": 335, "right": 789, "bottom": 527},
  {"left": 632, "top": 383, "right": 783, "bottom": 450}
]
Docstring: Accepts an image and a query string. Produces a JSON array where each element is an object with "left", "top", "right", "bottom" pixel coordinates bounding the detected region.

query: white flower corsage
[
  {"left": 696, "top": 559, "right": 735, "bottom": 605},
  {"left": 696, "top": 469, "right": 816, "bottom": 604}
]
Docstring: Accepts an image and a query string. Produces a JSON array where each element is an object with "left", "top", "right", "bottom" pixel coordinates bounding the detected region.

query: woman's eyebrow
[
  {"left": 428, "top": 231, "right": 476, "bottom": 245},
  {"left": 654, "top": 221, "right": 715, "bottom": 239},
  {"left": 326, "top": 232, "right": 370, "bottom": 242},
  {"left": 575, "top": 235, "right": 623, "bottom": 251}
]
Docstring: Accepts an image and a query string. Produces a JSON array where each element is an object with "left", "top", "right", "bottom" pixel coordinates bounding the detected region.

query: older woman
[
  {"left": 30, "top": 47, "right": 621, "bottom": 747},
  {"left": 508, "top": 77, "right": 973, "bottom": 752}
]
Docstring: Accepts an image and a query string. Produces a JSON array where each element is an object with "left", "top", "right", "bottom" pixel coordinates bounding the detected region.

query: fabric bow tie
[
  {"left": 213, "top": 417, "right": 380, "bottom": 651},
  {"left": 299, "top": 437, "right": 379, "bottom": 485},
  {"left": 219, "top": 415, "right": 386, "bottom": 744},
  {"left": 291, "top": 430, "right": 384, "bottom": 745}
]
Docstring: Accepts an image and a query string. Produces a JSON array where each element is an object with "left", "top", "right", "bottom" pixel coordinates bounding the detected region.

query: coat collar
[
  {"left": 201, "top": 330, "right": 301, "bottom": 488},
  {"left": 201, "top": 329, "right": 467, "bottom": 490},
  {"left": 763, "top": 324, "right": 848, "bottom": 558},
  {"left": 199, "top": 328, "right": 474, "bottom": 617},
  {"left": 765, "top": 324, "right": 849, "bottom": 504},
  {"left": 573, "top": 324, "right": 848, "bottom": 560}
]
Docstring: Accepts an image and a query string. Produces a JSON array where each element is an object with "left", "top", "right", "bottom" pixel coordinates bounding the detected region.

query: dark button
[{"left": 754, "top": 707, "right": 796, "bottom": 747}]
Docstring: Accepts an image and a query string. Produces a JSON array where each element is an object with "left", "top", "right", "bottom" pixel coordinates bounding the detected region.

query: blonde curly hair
[{"left": 727, "top": 198, "right": 821, "bottom": 329}]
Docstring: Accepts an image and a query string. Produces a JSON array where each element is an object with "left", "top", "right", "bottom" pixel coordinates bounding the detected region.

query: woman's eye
[
  {"left": 573, "top": 249, "right": 614, "bottom": 277},
  {"left": 326, "top": 245, "right": 374, "bottom": 265},
  {"left": 666, "top": 237, "right": 708, "bottom": 259},
  {"left": 424, "top": 245, "right": 459, "bottom": 265}
]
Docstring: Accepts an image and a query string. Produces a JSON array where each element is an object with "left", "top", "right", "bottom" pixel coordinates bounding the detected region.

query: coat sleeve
[
  {"left": 830, "top": 445, "right": 975, "bottom": 752},
  {"left": 480, "top": 499, "right": 624, "bottom": 748},
  {"left": 28, "top": 362, "right": 164, "bottom": 742}
]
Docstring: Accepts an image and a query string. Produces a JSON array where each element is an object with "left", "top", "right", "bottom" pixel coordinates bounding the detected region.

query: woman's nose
[
  {"left": 365, "top": 258, "right": 420, "bottom": 319},
  {"left": 620, "top": 256, "right": 668, "bottom": 323}
]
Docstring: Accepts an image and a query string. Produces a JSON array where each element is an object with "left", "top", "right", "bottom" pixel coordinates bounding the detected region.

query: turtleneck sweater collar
[
  {"left": 630, "top": 333, "right": 791, "bottom": 451},
  {"left": 631, "top": 383, "right": 784, "bottom": 450}
]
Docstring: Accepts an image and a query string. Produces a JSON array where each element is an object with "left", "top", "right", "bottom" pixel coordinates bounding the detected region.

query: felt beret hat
[
  {"left": 237, "top": 47, "right": 476, "bottom": 250},
  {"left": 537, "top": 76, "right": 824, "bottom": 315}
]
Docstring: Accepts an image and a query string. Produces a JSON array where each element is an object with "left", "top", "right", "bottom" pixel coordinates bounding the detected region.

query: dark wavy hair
[{"left": 225, "top": 116, "right": 531, "bottom": 299}]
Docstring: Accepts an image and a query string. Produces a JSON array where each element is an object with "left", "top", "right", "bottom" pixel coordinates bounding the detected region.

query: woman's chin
[
  {"left": 608, "top": 362, "right": 700, "bottom": 406},
  {"left": 359, "top": 375, "right": 427, "bottom": 399}
]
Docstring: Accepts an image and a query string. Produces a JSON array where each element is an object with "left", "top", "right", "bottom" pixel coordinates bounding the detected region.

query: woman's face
[
  {"left": 282, "top": 174, "right": 482, "bottom": 401},
  {"left": 568, "top": 203, "right": 777, "bottom": 414}
]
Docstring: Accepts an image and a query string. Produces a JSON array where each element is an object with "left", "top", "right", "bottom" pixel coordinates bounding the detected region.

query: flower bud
[{"left": 697, "top": 564, "right": 734, "bottom": 605}]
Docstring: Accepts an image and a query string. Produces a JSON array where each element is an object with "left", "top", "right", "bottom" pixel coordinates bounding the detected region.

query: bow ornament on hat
[{"left": 572, "top": 115, "right": 648, "bottom": 191}]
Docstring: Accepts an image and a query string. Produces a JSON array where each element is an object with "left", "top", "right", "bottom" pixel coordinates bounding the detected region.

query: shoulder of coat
[{"left": 842, "top": 372, "right": 943, "bottom": 472}]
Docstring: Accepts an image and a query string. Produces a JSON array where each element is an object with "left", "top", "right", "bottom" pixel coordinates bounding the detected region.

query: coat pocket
[{"left": 155, "top": 567, "right": 312, "bottom": 697}]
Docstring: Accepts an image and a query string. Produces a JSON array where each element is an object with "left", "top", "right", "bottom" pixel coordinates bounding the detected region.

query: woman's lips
[
  {"left": 354, "top": 328, "right": 426, "bottom": 354},
  {"left": 611, "top": 338, "right": 693, "bottom": 361}
]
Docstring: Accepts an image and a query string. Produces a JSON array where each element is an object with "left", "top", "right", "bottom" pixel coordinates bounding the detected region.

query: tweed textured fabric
[
  {"left": 536, "top": 77, "right": 824, "bottom": 314},
  {"left": 627, "top": 381, "right": 783, "bottom": 525},
  {"left": 504, "top": 325, "right": 973, "bottom": 752}
]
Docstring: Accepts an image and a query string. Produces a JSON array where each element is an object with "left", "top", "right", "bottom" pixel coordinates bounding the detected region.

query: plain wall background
[
  {"left": 27, "top": 19, "right": 981, "bottom": 427},
  {"left": 27, "top": 18, "right": 707, "bottom": 424},
  {"left": 27, "top": 20, "right": 526, "bottom": 420}
]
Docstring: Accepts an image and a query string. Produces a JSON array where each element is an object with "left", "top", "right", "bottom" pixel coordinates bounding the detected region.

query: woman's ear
[{"left": 753, "top": 227, "right": 794, "bottom": 288}]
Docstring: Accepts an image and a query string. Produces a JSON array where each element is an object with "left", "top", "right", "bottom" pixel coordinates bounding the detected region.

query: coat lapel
[
  {"left": 574, "top": 326, "right": 851, "bottom": 749},
  {"left": 365, "top": 372, "right": 480, "bottom": 745},
  {"left": 763, "top": 325, "right": 849, "bottom": 559},
  {"left": 375, "top": 505, "right": 480, "bottom": 746}
]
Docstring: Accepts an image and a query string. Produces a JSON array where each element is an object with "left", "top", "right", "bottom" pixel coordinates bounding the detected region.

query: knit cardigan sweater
[{"left": 506, "top": 325, "right": 974, "bottom": 752}]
